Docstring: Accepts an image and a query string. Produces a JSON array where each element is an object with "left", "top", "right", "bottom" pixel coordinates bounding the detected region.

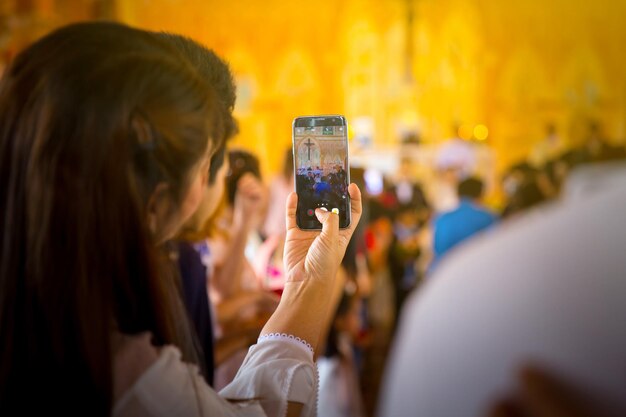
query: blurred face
[
  {"left": 203, "top": 156, "right": 230, "bottom": 218},
  {"left": 151, "top": 142, "right": 213, "bottom": 244},
  {"left": 182, "top": 155, "right": 230, "bottom": 233},
  {"left": 178, "top": 152, "right": 212, "bottom": 225},
  {"left": 399, "top": 159, "right": 412, "bottom": 178}
]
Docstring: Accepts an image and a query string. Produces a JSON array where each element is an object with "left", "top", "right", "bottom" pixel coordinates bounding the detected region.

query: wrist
[
  {"left": 257, "top": 333, "right": 314, "bottom": 357},
  {"left": 261, "top": 278, "right": 335, "bottom": 354}
]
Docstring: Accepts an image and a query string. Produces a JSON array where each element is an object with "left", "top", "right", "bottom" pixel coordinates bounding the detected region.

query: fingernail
[
  {"left": 332, "top": 208, "right": 339, "bottom": 214},
  {"left": 320, "top": 207, "right": 328, "bottom": 212}
]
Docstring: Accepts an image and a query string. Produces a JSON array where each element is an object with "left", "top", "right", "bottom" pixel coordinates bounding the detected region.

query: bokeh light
[{"left": 474, "top": 124, "right": 489, "bottom": 141}]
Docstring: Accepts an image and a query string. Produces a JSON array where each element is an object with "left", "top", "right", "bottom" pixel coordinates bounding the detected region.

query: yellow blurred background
[{"left": 2, "top": 0, "right": 625, "bottom": 178}]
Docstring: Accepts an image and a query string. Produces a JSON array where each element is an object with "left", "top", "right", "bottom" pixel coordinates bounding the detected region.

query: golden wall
[{"left": 2, "top": 0, "right": 625, "bottom": 176}]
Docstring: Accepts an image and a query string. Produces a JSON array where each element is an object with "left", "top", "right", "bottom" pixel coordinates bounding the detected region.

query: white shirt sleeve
[
  {"left": 220, "top": 337, "right": 318, "bottom": 417},
  {"left": 113, "top": 337, "right": 317, "bottom": 417}
]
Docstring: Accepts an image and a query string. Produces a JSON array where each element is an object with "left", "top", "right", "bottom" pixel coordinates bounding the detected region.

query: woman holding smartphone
[{"left": 0, "top": 22, "right": 361, "bottom": 417}]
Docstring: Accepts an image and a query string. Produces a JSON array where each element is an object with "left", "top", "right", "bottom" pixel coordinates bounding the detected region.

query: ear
[{"left": 146, "top": 182, "right": 171, "bottom": 240}]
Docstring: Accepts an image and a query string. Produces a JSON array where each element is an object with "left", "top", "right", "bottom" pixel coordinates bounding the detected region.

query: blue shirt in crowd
[{"left": 432, "top": 198, "right": 498, "bottom": 270}]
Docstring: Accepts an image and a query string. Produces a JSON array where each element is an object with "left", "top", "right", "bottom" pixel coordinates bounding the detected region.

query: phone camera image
[{"left": 293, "top": 116, "right": 351, "bottom": 230}]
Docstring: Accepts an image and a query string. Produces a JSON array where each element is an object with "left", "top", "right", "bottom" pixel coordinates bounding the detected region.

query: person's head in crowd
[
  {"left": 502, "top": 180, "right": 547, "bottom": 218},
  {"left": 226, "top": 149, "right": 262, "bottom": 206},
  {"left": 157, "top": 34, "right": 239, "bottom": 239},
  {"left": 0, "top": 22, "right": 220, "bottom": 413},
  {"left": 395, "top": 204, "right": 421, "bottom": 229},
  {"left": 457, "top": 177, "right": 484, "bottom": 202},
  {"left": 398, "top": 156, "right": 414, "bottom": 180},
  {"left": 156, "top": 33, "right": 238, "bottom": 185},
  {"left": 502, "top": 162, "right": 538, "bottom": 199}
]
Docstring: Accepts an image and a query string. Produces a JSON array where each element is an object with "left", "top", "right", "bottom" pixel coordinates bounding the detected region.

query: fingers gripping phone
[{"left": 293, "top": 115, "right": 351, "bottom": 230}]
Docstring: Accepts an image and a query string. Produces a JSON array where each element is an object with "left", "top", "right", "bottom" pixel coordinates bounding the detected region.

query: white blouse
[{"left": 113, "top": 337, "right": 317, "bottom": 417}]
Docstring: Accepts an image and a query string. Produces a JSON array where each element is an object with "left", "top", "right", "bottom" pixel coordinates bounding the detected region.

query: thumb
[
  {"left": 285, "top": 192, "right": 298, "bottom": 230},
  {"left": 315, "top": 207, "right": 339, "bottom": 245}
]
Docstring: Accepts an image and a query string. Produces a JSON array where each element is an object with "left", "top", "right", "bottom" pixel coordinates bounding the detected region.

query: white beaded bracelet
[{"left": 257, "top": 333, "right": 314, "bottom": 356}]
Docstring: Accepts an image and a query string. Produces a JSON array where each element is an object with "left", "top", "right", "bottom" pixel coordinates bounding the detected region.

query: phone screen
[{"left": 293, "top": 115, "right": 350, "bottom": 230}]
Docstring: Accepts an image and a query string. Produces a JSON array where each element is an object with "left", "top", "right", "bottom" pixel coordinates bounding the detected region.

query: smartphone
[{"left": 293, "top": 115, "right": 351, "bottom": 230}]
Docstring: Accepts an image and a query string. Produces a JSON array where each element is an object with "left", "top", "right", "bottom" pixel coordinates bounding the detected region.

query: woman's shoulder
[
  {"left": 112, "top": 332, "right": 160, "bottom": 403},
  {"left": 113, "top": 339, "right": 217, "bottom": 417}
]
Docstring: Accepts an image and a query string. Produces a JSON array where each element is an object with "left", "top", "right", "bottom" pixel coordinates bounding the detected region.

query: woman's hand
[
  {"left": 283, "top": 183, "right": 362, "bottom": 284},
  {"left": 260, "top": 184, "right": 362, "bottom": 352}
]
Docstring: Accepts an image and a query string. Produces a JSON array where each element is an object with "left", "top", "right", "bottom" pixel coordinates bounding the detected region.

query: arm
[
  {"left": 211, "top": 174, "right": 266, "bottom": 299},
  {"left": 219, "top": 184, "right": 362, "bottom": 417}
]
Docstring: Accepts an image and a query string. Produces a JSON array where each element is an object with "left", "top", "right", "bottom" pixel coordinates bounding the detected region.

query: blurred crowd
[{"left": 179, "top": 115, "right": 625, "bottom": 416}]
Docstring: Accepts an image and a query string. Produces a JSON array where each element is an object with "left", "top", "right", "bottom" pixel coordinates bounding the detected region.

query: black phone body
[{"left": 293, "top": 115, "right": 351, "bottom": 230}]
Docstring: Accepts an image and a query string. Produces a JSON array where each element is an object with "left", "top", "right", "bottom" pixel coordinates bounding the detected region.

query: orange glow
[
  {"left": 2, "top": 0, "right": 625, "bottom": 176},
  {"left": 458, "top": 124, "right": 474, "bottom": 141}
]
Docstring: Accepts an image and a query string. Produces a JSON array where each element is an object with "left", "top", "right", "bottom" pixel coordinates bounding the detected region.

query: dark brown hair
[
  {"left": 0, "top": 22, "right": 218, "bottom": 414},
  {"left": 156, "top": 32, "right": 238, "bottom": 184},
  {"left": 226, "top": 149, "right": 262, "bottom": 205}
]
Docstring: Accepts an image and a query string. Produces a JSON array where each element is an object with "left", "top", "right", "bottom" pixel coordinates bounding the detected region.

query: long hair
[{"left": 0, "top": 22, "right": 218, "bottom": 414}]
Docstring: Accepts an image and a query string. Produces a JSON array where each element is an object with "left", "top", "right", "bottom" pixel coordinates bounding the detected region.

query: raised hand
[
  {"left": 283, "top": 183, "right": 362, "bottom": 284},
  {"left": 260, "top": 184, "right": 363, "bottom": 352}
]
